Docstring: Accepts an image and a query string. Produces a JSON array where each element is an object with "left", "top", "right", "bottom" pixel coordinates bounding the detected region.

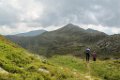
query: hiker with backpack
[{"left": 85, "top": 48, "right": 91, "bottom": 62}]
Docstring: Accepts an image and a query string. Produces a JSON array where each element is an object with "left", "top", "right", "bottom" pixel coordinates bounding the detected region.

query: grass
[
  {"left": 49, "top": 55, "right": 120, "bottom": 80},
  {"left": 90, "top": 60, "right": 120, "bottom": 80},
  {"left": 49, "top": 55, "right": 88, "bottom": 74}
]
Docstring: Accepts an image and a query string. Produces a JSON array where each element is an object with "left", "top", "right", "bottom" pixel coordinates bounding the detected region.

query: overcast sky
[{"left": 0, "top": 0, "right": 120, "bottom": 35}]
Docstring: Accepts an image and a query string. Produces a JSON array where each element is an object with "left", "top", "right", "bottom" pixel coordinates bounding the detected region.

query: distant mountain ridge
[
  {"left": 14, "top": 29, "right": 47, "bottom": 37},
  {"left": 6, "top": 23, "right": 109, "bottom": 57},
  {"left": 86, "top": 28, "right": 102, "bottom": 33}
]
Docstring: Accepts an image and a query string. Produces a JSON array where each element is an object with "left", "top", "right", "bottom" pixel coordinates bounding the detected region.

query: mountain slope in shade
[
  {"left": 6, "top": 23, "right": 108, "bottom": 57},
  {"left": 15, "top": 29, "right": 47, "bottom": 37},
  {"left": 0, "top": 35, "right": 88, "bottom": 80}
]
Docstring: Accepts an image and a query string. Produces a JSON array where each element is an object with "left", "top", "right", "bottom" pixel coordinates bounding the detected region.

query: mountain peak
[
  {"left": 65, "top": 23, "right": 75, "bottom": 26},
  {"left": 64, "top": 23, "right": 80, "bottom": 28},
  {"left": 57, "top": 23, "right": 85, "bottom": 32},
  {"left": 61, "top": 23, "right": 84, "bottom": 30}
]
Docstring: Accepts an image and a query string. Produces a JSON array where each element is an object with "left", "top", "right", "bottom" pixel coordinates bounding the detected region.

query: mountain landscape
[
  {"left": 1, "top": 1, "right": 120, "bottom": 80},
  {"left": 0, "top": 35, "right": 90, "bottom": 80},
  {"left": 0, "top": 34, "right": 120, "bottom": 80},
  {"left": 6, "top": 23, "right": 120, "bottom": 62},
  {"left": 2, "top": 23, "right": 120, "bottom": 80},
  {"left": 6, "top": 23, "right": 119, "bottom": 59}
]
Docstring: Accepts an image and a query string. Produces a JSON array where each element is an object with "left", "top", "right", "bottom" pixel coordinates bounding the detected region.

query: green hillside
[{"left": 0, "top": 35, "right": 89, "bottom": 80}]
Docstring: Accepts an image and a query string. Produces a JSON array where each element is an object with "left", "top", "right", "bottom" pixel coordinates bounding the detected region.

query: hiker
[
  {"left": 85, "top": 48, "right": 91, "bottom": 62},
  {"left": 92, "top": 51, "right": 97, "bottom": 61}
]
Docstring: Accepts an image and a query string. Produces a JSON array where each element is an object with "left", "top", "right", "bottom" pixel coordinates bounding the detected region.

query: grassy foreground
[
  {"left": 0, "top": 35, "right": 89, "bottom": 80},
  {"left": 49, "top": 55, "right": 120, "bottom": 80},
  {"left": 0, "top": 35, "right": 119, "bottom": 80}
]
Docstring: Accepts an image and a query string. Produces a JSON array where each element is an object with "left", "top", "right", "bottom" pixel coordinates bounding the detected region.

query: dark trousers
[
  {"left": 93, "top": 58, "right": 96, "bottom": 61},
  {"left": 86, "top": 53, "right": 90, "bottom": 61}
]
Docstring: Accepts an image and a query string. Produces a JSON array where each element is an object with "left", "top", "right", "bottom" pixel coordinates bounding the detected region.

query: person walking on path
[
  {"left": 85, "top": 48, "right": 91, "bottom": 62},
  {"left": 92, "top": 51, "right": 97, "bottom": 61}
]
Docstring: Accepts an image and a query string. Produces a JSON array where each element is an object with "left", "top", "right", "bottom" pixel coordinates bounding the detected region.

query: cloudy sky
[{"left": 0, "top": 0, "right": 120, "bottom": 35}]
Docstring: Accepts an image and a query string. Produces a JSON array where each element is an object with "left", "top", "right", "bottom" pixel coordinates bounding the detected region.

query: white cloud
[
  {"left": 86, "top": 11, "right": 98, "bottom": 23},
  {"left": 18, "top": 0, "right": 44, "bottom": 21},
  {"left": 111, "top": 28, "right": 120, "bottom": 34},
  {"left": 0, "top": 0, "right": 44, "bottom": 21},
  {"left": 0, "top": 23, "right": 120, "bottom": 35},
  {"left": 79, "top": 24, "right": 120, "bottom": 35},
  {"left": 0, "top": 0, "right": 120, "bottom": 35},
  {"left": 93, "top": 5, "right": 102, "bottom": 10},
  {"left": 0, "top": 23, "right": 43, "bottom": 35},
  {"left": 44, "top": 25, "right": 63, "bottom": 31}
]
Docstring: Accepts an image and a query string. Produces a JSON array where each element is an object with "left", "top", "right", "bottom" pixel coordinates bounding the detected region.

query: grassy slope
[
  {"left": 0, "top": 35, "right": 88, "bottom": 80},
  {"left": 1, "top": 34, "right": 120, "bottom": 80},
  {"left": 49, "top": 55, "right": 120, "bottom": 80}
]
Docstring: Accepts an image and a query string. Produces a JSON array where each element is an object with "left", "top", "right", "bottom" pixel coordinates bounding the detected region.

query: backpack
[{"left": 86, "top": 48, "right": 90, "bottom": 54}]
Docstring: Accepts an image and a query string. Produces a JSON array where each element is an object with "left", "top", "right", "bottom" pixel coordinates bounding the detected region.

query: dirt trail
[{"left": 85, "top": 62, "right": 93, "bottom": 80}]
